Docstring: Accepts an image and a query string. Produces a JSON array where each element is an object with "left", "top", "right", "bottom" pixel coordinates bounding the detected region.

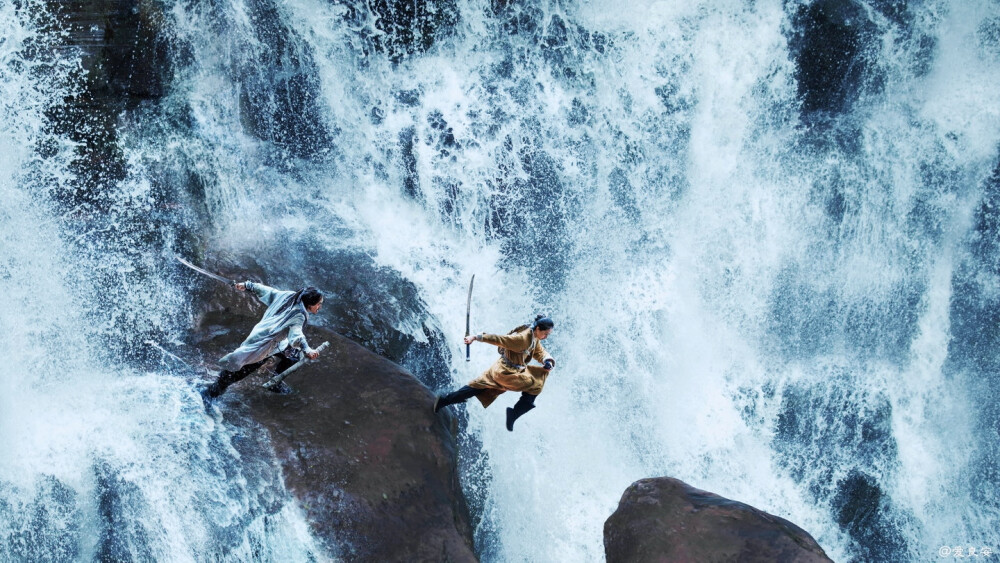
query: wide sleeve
[
  {"left": 245, "top": 281, "right": 283, "bottom": 306},
  {"left": 285, "top": 312, "right": 314, "bottom": 353},
  {"left": 532, "top": 340, "right": 554, "bottom": 365},
  {"left": 479, "top": 330, "right": 529, "bottom": 352}
]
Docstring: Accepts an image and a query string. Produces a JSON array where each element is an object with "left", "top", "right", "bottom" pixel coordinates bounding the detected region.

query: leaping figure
[{"left": 434, "top": 315, "right": 556, "bottom": 431}]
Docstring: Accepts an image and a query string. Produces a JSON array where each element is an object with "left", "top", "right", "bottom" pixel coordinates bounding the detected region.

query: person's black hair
[
  {"left": 531, "top": 314, "right": 554, "bottom": 331},
  {"left": 300, "top": 287, "right": 323, "bottom": 308},
  {"left": 277, "top": 286, "right": 323, "bottom": 314}
]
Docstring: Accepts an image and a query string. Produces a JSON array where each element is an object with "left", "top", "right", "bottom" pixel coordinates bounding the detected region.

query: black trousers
[
  {"left": 436, "top": 386, "right": 537, "bottom": 410},
  {"left": 208, "top": 353, "right": 297, "bottom": 398}
]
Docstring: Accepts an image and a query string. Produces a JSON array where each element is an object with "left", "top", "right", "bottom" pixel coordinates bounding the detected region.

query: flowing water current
[{"left": 2, "top": 0, "right": 1000, "bottom": 561}]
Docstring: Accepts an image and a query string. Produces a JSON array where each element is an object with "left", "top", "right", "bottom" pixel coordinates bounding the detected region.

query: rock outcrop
[
  {"left": 604, "top": 477, "right": 831, "bottom": 563},
  {"left": 190, "top": 280, "right": 476, "bottom": 561}
]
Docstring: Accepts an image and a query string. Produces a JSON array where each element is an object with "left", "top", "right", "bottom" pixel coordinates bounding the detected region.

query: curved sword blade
[
  {"left": 465, "top": 274, "right": 475, "bottom": 361},
  {"left": 176, "top": 255, "right": 234, "bottom": 286}
]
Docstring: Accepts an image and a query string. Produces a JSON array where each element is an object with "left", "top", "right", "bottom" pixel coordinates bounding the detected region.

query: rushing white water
[
  {"left": 0, "top": 1, "right": 324, "bottom": 560},
  {"left": 5, "top": 0, "right": 1000, "bottom": 560},
  {"left": 268, "top": 0, "right": 998, "bottom": 560}
]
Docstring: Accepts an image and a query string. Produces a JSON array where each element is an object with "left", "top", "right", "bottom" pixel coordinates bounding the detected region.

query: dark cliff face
[
  {"left": 950, "top": 159, "right": 1000, "bottom": 521},
  {"left": 44, "top": 0, "right": 174, "bottom": 206},
  {"left": 604, "top": 477, "right": 832, "bottom": 563},
  {"left": 190, "top": 284, "right": 477, "bottom": 561},
  {"left": 786, "top": 0, "right": 935, "bottom": 129},
  {"left": 787, "top": 0, "right": 878, "bottom": 122}
]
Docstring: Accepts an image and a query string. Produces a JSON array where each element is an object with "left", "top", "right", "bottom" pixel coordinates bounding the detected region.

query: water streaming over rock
[{"left": 3, "top": 0, "right": 1000, "bottom": 560}]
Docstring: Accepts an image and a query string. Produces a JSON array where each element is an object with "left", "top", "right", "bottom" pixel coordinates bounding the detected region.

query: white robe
[{"left": 218, "top": 282, "right": 314, "bottom": 371}]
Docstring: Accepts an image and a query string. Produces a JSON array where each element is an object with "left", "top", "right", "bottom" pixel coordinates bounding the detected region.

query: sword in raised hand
[
  {"left": 465, "top": 274, "right": 475, "bottom": 361},
  {"left": 176, "top": 255, "right": 236, "bottom": 287}
]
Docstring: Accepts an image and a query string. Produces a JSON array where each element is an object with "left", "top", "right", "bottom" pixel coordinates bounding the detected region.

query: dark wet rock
[
  {"left": 235, "top": 0, "right": 331, "bottom": 158},
  {"left": 604, "top": 477, "right": 831, "bottom": 563},
  {"left": 773, "top": 376, "right": 897, "bottom": 486},
  {"left": 394, "top": 88, "right": 423, "bottom": 106},
  {"left": 39, "top": 0, "right": 174, "bottom": 207},
  {"left": 361, "top": 0, "right": 459, "bottom": 63},
  {"left": 787, "top": 0, "right": 878, "bottom": 121},
  {"left": 48, "top": 0, "right": 173, "bottom": 101},
  {"left": 94, "top": 460, "right": 156, "bottom": 562},
  {"left": 832, "top": 470, "right": 909, "bottom": 561},
  {"left": 497, "top": 3, "right": 543, "bottom": 40},
  {"left": 191, "top": 305, "right": 476, "bottom": 561},
  {"left": 771, "top": 376, "right": 914, "bottom": 560},
  {"left": 29, "top": 2, "right": 208, "bottom": 369},
  {"left": 542, "top": 13, "right": 570, "bottom": 57}
]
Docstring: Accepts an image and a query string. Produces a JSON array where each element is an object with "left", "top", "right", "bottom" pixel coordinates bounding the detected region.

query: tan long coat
[{"left": 468, "top": 328, "right": 555, "bottom": 408}]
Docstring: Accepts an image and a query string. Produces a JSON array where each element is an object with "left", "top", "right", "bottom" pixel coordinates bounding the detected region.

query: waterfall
[
  {"left": 4, "top": 0, "right": 1000, "bottom": 560},
  {"left": 0, "top": 1, "right": 323, "bottom": 560}
]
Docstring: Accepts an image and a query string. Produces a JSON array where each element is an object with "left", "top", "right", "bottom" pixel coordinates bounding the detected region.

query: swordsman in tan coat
[{"left": 434, "top": 315, "right": 556, "bottom": 431}]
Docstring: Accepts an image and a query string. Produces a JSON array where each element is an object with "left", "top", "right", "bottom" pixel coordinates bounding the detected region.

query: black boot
[
  {"left": 266, "top": 381, "right": 293, "bottom": 394},
  {"left": 205, "top": 377, "right": 230, "bottom": 398},
  {"left": 506, "top": 393, "right": 536, "bottom": 431},
  {"left": 205, "top": 359, "right": 266, "bottom": 400},
  {"left": 434, "top": 386, "right": 481, "bottom": 412}
]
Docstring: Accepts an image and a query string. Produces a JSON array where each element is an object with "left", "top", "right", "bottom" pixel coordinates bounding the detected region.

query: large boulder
[
  {"left": 190, "top": 288, "right": 476, "bottom": 561},
  {"left": 604, "top": 477, "right": 831, "bottom": 563}
]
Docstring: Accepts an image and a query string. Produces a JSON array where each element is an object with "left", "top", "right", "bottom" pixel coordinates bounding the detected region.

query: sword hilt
[{"left": 261, "top": 341, "right": 330, "bottom": 389}]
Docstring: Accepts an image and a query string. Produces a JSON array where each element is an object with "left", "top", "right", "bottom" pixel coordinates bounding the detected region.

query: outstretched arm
[
  {"left": 238, "top": 281, "right": 285, "bottom": 306},
  {"left": 468, "top": 331, "right": 529, "bottom": 352}
]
